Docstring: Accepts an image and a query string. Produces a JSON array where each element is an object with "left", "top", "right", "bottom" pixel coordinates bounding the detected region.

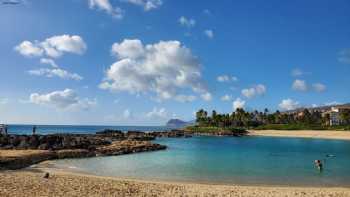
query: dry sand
[
  {"left": 248, "top": 130, "right": 350, "bottom": 140},
  {"left": 1, "top": 169, "right": 350, "bottom": 197}
]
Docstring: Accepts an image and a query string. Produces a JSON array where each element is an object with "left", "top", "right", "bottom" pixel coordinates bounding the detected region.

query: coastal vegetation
[{"left": 193, "top": 107, "right": 350, "bottom": 131}]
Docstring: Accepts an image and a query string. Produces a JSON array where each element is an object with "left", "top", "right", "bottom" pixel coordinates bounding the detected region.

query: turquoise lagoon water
[{"left": 52, "top": 136, "right": 350, "bottom": 186}]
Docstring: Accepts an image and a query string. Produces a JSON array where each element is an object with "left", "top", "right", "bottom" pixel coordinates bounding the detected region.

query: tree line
[{"left": 195, "top": 108, "right": 350, "bottom": 128}]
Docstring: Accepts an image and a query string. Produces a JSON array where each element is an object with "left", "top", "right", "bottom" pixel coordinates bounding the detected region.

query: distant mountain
[{"left": 166, "top": 119, "right": 194, "bottom": 128}]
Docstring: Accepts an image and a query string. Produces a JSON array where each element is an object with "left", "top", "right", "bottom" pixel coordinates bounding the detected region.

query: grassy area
[
  {"left": 184, "top": 126, "right": 247, "bottom": 133},
  {"left": 254, "top": 124, "right": 350, "bottom": 131}
]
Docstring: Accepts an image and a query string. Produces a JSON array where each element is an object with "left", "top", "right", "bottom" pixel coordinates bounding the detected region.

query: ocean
[{"left": 6, "top": 124, "right": 173, "bottom": 135}]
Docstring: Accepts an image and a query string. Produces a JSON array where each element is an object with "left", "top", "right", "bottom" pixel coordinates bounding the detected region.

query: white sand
[{"left": 248, "top": 130, "right": 350, "bottom": 140}]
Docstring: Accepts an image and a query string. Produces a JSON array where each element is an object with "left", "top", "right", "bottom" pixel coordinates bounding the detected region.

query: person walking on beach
[
  {"left": 314, "top": 160, "right": 323, "bottom": 172},
  {"left": 32, "top": 125, "right": 37, "bottom": 135}
]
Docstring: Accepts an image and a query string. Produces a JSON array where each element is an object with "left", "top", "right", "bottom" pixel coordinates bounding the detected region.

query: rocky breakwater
[
  {"left": 96, "top": 129, "right": 190, "bottom": 139},
  {"left": 183, "top": 127, "right": 248, "bottom": 137},
  {"left": 0, "top": 132, "right": 166, "bottom": 170}
]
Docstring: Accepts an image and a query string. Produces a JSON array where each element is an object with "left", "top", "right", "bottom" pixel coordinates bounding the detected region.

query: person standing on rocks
[{"left": 32, "top": 125, "right": 37, "bottom": 135}]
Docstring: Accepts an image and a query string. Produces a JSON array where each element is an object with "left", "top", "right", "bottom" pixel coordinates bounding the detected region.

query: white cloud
[
  {"left": 178, "top": 16, "right": 196, "bottom": 28},
  {"left": 241, "top": 84, "right": 266, "bottom": 98},
  {"left": 233, "top": 98, "right": 245, "bottom": 110},
  {"left": 204, "top": 29, "right": 214, "bottom": 39},
  {"left": 292, "top": 79, "right": 307, "bottom": 91},
  {"left": 312, "top": 83, "right": 326, "bottom": 92},
  {"left": 175, "top": 95, "right": 196, "bottom": 103},
  {"left": 28, "top": 68, "right": 83, "bottom": 81},
  {"left": 40, "top": 58, "right": 58, "bottom": 68},
  {"left": 123, "top": 0, "right": 162, "bottom": 11},
  {"left": 200, "top": 92, "right": 212, "bottom": 101},
  {"left": 292, "top": 80, "right": 326, "bottom": 93},
  {"left": 338, "top": 49, "right": 350, "bottom": 64},
  {"left": 89, "top": 0, "right": 124, "bottom": 19},
  {"left": 221, "top": 94, "right": 231, "bottom": 101},
  {"left": 279, "top": 99, "right": 299, "bottom": 111},
  {"left": 14, "top": 41, "right": 44, "bottom": 57},
  {"left": 111, "top": 39, "right": 144, "bottom": 59},
  {"left": 100, "top": 39, "right": 211, "bottom": 102},
  {"left": 217, "top": 75, "right": 238, "bottom": 82},
  {"left": 29, "top": 89, "right": 96, "bottom": 110},
  {"left": 146, "top": 107, "right": 168, "bottom": 119},
  {"left": 41, "top": 35, "right": 87, "bottom": 58},
  {"left": 15, "top": 35, "right": 87, "bottom": 58}
]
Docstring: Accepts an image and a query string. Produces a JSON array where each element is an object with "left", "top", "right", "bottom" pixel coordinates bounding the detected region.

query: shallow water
[{"left": 52, "top": 136, "right": 350, "bottom": 186}]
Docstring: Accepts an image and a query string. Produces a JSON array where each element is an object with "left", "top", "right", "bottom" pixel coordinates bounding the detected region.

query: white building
[{"left": 323, "top": 106, "right": 350, "bottom": 126}]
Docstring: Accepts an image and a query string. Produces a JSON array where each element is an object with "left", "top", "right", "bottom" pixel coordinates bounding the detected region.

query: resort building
[{"left": 323, "top": 106, "right": 350, "bottom": 126}]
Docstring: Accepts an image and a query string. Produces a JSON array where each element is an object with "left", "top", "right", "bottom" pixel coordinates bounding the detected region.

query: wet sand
[{"left": 248, "top": 130, "right": 350, "bottom": 140}]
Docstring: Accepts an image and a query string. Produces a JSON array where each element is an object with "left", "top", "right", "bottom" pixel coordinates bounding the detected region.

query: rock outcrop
[{"left": 0, "top": 134, "right": 110, "bottom": 150}]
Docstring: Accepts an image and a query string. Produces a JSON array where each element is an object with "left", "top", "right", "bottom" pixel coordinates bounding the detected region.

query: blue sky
[{"left": 0, "top": 0, "right": 349, "bottom": 125}]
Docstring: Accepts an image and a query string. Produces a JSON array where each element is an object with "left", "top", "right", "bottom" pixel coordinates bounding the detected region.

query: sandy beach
[
  {"left": 248, "top": 130, "right": 350, "bottom": 140},
  {"left": 0, "top": 169, "right": 350, "bottom": 197}
]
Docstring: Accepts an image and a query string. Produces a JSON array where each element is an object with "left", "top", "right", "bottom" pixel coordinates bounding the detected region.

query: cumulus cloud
[
  {"left": 123, "top": 0, "right": 162, "bottom": 11},
  {"left": 312, "top": 83, "right": 326, "bottom": 92},
  {"left": 217, "top": 75, "right": 238, "bottom": 82},
  {"left": 292, "top": 80, "right": 326, "bottom": 93},
  {"left": 204, "top": 29, "right": 214, "bottom": 39},
  {"left": 221, "top": 94, "right": 231, "bottom": 101},
  {"left": 29, "top": 89, "right": 96, "bottom": 110},
  {"left": 40, "top": 35, "right": 87, "bottom": 58},
  {"left": 241, "top": 84, "right": 266, "bottom": 98},
  {"left": 279, "top": 99, "right": 299, "bottom": 111},
  {"left": 28, "top": 68, "right": 83, "bottom": 81},
  {"left": 175, "top": 95, "right": 196, "bottom": 103},
  {"left": 146, "top": 107, "right": 168, "bottom": 119},
  {"left": 233, "top": 98, "right": 245, "bottom": 110},
  {"left": 338, "top": 49, "right": 350, "bottom": 64},
  {"left": 15, "top": 35, "right": 87, "bottom": 59},
  {"left": 292, "top": 79, "right": 307, "bottom": 91},
  {"left": 100, "top": 39, "right": 211, "bottom": 102},
  {"left": 200, "top": 92, "right": 212, "bottom": 101},
  {"left": 178, "top": 16, "right": 196, "bottom": 28},
  {"left": 14, "top": 41, "right": 44, "bottom": 57},
  {"left": 89, "top": 0, "right": 124, "bottom": 19}
]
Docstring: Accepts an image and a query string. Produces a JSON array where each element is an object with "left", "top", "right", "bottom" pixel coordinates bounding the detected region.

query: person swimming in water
[{"left": 314, "top": 160, "right": 323, "bottom": 172}]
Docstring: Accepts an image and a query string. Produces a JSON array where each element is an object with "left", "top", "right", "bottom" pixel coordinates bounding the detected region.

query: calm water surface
[
  {"left": 7, "top": 124, "right": 172, "bottom": 135},
  {"left": 52, "top": 136, "right": 350, "bottom": 186}
]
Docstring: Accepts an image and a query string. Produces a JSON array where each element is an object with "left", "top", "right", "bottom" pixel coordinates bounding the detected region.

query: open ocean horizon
[{"left": 6, "top": 124, "right": 174, "bottom": 135}]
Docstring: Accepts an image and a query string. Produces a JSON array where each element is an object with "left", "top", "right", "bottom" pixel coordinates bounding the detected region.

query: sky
[{"left": 0, "top": 0, "right": 349, "bottom": 125}]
